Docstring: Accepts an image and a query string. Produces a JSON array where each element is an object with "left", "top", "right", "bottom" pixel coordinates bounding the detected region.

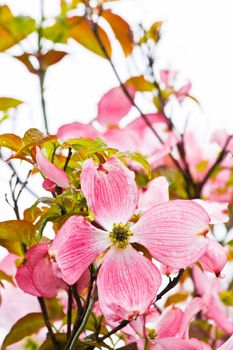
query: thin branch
[
  {"left": 90, "top": 15, "right": 196, "bottom": 197},
  {"left": 97, "top": 320, "right": 130, "bottom": 343},
  {"left": 67, "top": 286, "right": 73, "bottom": 340},
  {"left": 65, "top": 287, "right": 98, "bottom": 350},
  {"left": 196, "top": 135, "right": 233, "bottom": 196},
  {"left": 38, "top": 297, "right": 61, "bottom": 350},
  {"left": 155, "top": 269, "right": 184, "bottom": 303},
  {"left": 37, "top": 0, "right": 49, "bottom": 134}
]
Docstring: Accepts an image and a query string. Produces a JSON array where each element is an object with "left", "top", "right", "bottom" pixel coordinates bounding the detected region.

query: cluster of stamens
[{"left": 109, "top": 223, "right": 133, "bottom": 249}]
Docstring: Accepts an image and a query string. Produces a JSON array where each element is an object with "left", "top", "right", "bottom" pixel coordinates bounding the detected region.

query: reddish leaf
[
  {"left": 39, "top": 50, "right": 67, "bottom": 69},
  {"left": 102, "top": 10, "right": 133, "bottom": 56}
]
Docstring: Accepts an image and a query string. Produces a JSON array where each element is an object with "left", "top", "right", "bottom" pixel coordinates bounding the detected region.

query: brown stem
[{"left": 38, "top": 297, "right": 61, "bottom": 350}]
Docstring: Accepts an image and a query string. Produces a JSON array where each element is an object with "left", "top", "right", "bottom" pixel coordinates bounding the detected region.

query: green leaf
[
  {"left": 0, "top": 133, "right": 23, "bottom": 151},
  {"left": 2, "top": 313, "right": 45, "bottom": 350},
  {"left": 0, "top": 220, "right": 35, "bottom": 245},
  {"left": 189, "top": 319, "right": 211, "bottom": 342},
  {"left": 219, "top": 290, "right": 233, "bottom": 306},
  {"left": 165, "top": 292, "right": 189, "bottom": 307},
  {"left": 43, "top": 19, "right": 69, "bottom": 44},
  {"left": 117, "top": 151, "right": 151, "bottom": 177},
  {"left": 66, "top": 137, "right": 108, "bottom": 159},
  {"left": 0, "top": 5, "right": 36, "bottom": 52},
  {"left": 0, "top": 239, "right": 24, "bottom": 256},
  {"left": 68, "top": 16, "right": 112, "bottom": 58},
  {"left": 39, "top": 333, "right": 90, "bottom": 350},
  {"left": 102, "top": 10, "right": 133, "bottom": 56},
  {"left": 0, "top": 97, "right": 23, "bottom": 112}
]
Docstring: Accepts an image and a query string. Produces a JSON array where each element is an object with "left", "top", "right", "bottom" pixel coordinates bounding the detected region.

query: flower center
[{"left": 109, "top": 223, "right": 133, "bottom": 249}]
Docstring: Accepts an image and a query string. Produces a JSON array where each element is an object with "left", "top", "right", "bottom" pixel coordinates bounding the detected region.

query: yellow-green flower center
[{"left": 109, "top": 223, "right": 133, "bottom": 249}]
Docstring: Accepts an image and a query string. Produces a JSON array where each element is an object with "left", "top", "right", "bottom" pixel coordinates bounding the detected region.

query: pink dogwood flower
[
  {"left": 16, "top": 243, "right": 65, "bottom": 298},
  {"left": 50, "top": 156, "right": 210, "bottom": 322}
]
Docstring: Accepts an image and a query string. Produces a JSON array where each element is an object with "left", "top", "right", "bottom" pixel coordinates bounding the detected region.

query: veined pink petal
[
  {"left": 57, "top": 122, "right": 99, "bottom": 141},
  {"left": 150, "top": 338, "right": 196, "bottom": 350},
  {"left": 76, "top": 268, "right": 90, "bottom": 294},
  {"left": 97, "top": 245, "right": 162, "bottom": 322},
  {"left": 81, "top": 157, "right": 138, "bottom": 230},
  {"left": 97, "top": 86, "right": 135, "bottom": 127},
  {"left": 138, "top": 176, "right": 169, "bottom": 212},
  {"left": 32, "top": 257, "right": 64, "bottom": 298},
  {"left": 50, "top": 216, "right": 110, "bottom": 285},
  {"left": 217, "top": 336, "right": 233, "bottom": 350},
  {"left": 178, "top": 298, "right": 206, "bottom": 339},
  {"left": 15, "top": 264, "right": 41, "bottom": 297},
  {"left": 157, "top": 307, "right": 184, "bottom": 338},
  {"left": 132, "top": 200, "right": 210, "bottom": 268},
  {"left": 193, "top": 200, "right": 229, "bottom": 224},
  {"left": 199, "top": 239, "right": 227, "bottom": 276},
  {"left": 36, "top": 146, "right": 69, "bottom": 189}
]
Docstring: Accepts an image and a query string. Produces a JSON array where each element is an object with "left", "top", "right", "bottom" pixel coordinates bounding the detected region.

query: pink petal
[
  {"left": 57, "top": 122, "right": 99, "bottom": 141},
  {"left": 150, "top": 338, "right": 196, "bottom": 350},
  {"left": 15, "top": 264, "right": 41, "bottom": 297},
  {"left": 42, "top": 178, "right": 56, "bottom": 192},
  {"left": 125, "top": 113, "right": 167, "bottom": 134},
  {"left": 193, "top": 200, "right": 229, "bottom": 224},
  {"left": 217, "top": 336, "right": 233, "bottom": 350},
  {"left": 0, "top": 253, "right": 19, "bottom": 276},
  {"left": 36, "top": 146, "right": 69, "bottom": 189},
  {"left": 97, "top": 245, "right": 162, "bottom": 322},
  {"left": 189, "top": 339, "right": 212, "bottom": 350},
  {"left": 50, "top": 216, "right": 110, "bottom": 285},
  {"left": 97, "top": 86, "right": 135, "bottom": 127},
  {"left": 192, "top": 265, "right": 212, "bottom": 296},
  {"left": 199, "top": 239, "right": 227, "bottom": 276},
  {"left": 0, "top": 282, "right": 40, "bottom": 331},
  {"left": 211, "top": 129, "right": 233, "bottom": 153},
  {"left": 76, "top": 268, "right": 90, "bottom": 294},
  {"left": 206, "top": 294, "right": 233, "bottom": 334},
  {"left": 81, "top": 157, "right": 138, "bottom": 230},
  {"left": 176, "top": 82, "right": 192, "bottom": 102},
  {"left": 132, "top": 200, "right": 210, "bottom": 268},
  {"left": 32, "top": 257, "right": 64, "bottom": 298},
  {"left": 138, "top": 176, "right": 169, "bottom": 212},
  {"left": 102, "top": 127, "right": 139, "bottom": 152},
  {"left": 25, "top": 243, "right": 48, "bottom": 268},
  {"left": 178, "top": 297, "right": 206, "bottom": 339},
  {"left": 160, "top": 69, "right": 177, "bottom": 86},
  {"left": 157, "top": 307, "right": 184, "bottom": 338}
]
